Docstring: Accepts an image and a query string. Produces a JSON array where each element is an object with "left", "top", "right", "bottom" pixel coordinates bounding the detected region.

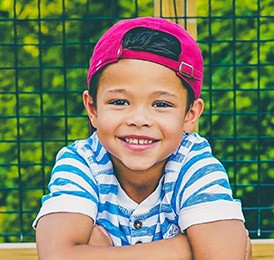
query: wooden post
[
  {"left": 154, "top": 0, "right": 197, "bottom": 36},
  {"left": 154, "top": 0, "right": 199, "bottom": 132}
]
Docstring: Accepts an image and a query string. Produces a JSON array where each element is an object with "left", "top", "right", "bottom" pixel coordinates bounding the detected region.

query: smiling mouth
[{"left": 124, "top": 138, "right": 154, "bottom": 145}]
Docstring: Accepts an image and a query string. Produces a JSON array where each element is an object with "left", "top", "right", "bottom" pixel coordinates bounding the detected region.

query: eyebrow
[
  {"left": 103, "top": 89, "right": 178, "bottom": 99},
  {"left": 103, "top": 89, "right": 127, "bottom": 94},
  {"left": 153, "top": 91, "right": 178, "bottom": 99}
]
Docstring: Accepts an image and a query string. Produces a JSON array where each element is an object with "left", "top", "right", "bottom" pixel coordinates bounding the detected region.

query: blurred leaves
[
  {"left": 197, "top": 0, "right": 274, "bottom": 238},
  {"left": 0, "top": 0, "right": 273, "bottom": 241}
]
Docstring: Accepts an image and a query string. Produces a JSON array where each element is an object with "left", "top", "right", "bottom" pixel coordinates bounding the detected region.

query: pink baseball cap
[{"left": 87, "top": 17, "right": 203, "bottom": 99}]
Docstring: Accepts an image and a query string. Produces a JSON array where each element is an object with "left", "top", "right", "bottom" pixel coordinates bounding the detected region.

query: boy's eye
[
  {"left": 109, "top": 99, "right": 129, "bottom": 106},
  {"left": 152, "top": 101, "right": 172, "bottom": 108}
]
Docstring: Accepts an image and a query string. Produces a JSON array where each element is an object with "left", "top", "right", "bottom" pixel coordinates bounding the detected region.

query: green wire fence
[{"left": 0, "top": 0, "right": 273, "bottom": 242}]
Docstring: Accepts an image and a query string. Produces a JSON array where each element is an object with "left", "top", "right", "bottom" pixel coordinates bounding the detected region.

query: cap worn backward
[{"left": 87, "top": 17, "right": 204, "bottom": 99}]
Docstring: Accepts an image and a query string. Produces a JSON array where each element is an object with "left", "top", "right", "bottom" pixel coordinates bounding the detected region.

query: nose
[{"left": 125, "top": 106, "right": 153, "bottom": 128}]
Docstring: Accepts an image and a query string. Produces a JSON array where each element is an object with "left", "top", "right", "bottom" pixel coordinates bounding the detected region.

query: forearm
[
  {"left": 187, "top": 220, "right": 247, "bottom": 260},
  {"left": 36, "top": 213, "right": 192, "bottom": 260},
  {"left": 40, "top": 235, "right": 191, "bottom": 260}
]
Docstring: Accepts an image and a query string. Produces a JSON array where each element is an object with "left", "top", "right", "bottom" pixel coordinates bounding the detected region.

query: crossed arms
[{"left": 36, "top": 212, "right": 252, "bottom": 260}]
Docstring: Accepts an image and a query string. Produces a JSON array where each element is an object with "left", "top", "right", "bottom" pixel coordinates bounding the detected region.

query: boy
[{"left": 34, "top": 17, "right": 251, "bottom": 259}]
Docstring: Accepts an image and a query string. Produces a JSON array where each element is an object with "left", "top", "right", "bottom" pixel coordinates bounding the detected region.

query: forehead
[{"left": 98, "top": 59, "right": 185, "bottom": 93}]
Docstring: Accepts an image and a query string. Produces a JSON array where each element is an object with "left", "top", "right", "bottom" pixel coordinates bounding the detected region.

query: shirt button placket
[{"left": 132, "top": 219, "right": 143, "bottom": 244}]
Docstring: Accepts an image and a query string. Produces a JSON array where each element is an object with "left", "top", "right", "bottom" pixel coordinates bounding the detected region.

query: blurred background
[{"left": 0, "top": 0, "right": 273, "bottom": 243}]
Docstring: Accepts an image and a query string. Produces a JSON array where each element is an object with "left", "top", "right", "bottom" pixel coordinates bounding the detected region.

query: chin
[
  {"left": 123, "top": 158, "right": 166, "bottom": 173},
  {"left": 124, "top": 163, "right": 153, "bottom": 172},
  {"left": 118, "top": 158, "right": 155, "bottom": 171}
]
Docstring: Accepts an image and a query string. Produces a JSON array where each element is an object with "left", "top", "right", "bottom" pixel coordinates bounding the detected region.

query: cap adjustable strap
[{"left": 179, "top": 62, "right": 194, "bottom": 78}]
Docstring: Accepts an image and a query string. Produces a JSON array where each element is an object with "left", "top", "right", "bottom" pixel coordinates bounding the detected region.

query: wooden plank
[
  {"left": 0, "top": 240, "right": 273, "bottom": 259},
  {"left": 0, "top": 248, "right": 37, "bottom": 260},
  {"left": 154, "top": 0, "right": 197, "bottom": 33},
  {"left": 252, "top": 240, "right": 274, "bottom": 260},
  {"left": 0, "top": 243, "right": 37, "bottom": 260}
]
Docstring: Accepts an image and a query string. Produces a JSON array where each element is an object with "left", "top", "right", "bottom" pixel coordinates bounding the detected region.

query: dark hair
[{"left": 89, "top": 27, "right": 195, "bottom": 110}]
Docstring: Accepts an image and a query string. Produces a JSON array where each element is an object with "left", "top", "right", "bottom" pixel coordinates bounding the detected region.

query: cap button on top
[{"left": 133, "top": 220, "right": 143, "bottom": 229}]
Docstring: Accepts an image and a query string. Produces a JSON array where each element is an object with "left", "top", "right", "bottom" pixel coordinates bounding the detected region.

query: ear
[
  {"left": 82, "top": 90, "right": 98, "bottom": 129},
  {"left": 183, "top": 98, "right": 204, "bottom": 133}
]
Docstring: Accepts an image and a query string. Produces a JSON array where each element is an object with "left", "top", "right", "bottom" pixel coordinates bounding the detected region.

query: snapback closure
[{"left": 179, "top": 62, "right": 194, "bottom": 78}]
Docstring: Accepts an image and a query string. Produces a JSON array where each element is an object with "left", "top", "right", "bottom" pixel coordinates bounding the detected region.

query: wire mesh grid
[{"left": 0, "top": 0, "right": 273, "bottom": 242}]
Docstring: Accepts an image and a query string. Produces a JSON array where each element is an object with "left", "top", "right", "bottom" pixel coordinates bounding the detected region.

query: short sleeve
[
  {"left": 32, "top": 145, "right": 99, "bottom": 228},
  {"left": 177, "top": 147, "right": 244, "bottom": 231}
]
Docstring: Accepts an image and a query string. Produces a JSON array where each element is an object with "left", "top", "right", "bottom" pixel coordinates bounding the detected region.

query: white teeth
[
  {"left": 124, "top": 138, "right": 153, "bottom": 145},
  {"left": 139, "top": 139, "right": 145, "bottom": 145}
]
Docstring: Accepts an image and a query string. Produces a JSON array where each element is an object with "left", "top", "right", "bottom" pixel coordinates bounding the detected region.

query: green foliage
[
  {"left": 0, "top": 0, "right": 273, "bottom": 241},
  {"left": 0, "top": 0, "right": 156, "bottom": 243},
  {"left": 197, "top": 0, "right": 274, "bottom": 238}
]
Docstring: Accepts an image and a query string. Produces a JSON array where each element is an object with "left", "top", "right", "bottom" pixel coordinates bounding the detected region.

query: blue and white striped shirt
[{"left": 33, "top": 132, "right": 244, "bottom": 246}]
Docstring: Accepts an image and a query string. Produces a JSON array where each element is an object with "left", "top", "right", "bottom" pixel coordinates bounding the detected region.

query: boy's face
[{"left": 86, "top": 59, "right": 196, "bottom": 173}]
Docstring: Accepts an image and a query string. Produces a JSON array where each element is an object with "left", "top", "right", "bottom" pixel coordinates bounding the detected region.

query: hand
[
  {"left": 88, "top": 224, "right": 113, "bottom": 247},
  {"left": 245, "top": 229, "right": 253, "bottom": 260}
]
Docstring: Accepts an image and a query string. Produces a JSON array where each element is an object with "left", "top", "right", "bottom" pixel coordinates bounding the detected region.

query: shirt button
[{"left": 133, "top": 220, "right": 143, "bottom": 229}]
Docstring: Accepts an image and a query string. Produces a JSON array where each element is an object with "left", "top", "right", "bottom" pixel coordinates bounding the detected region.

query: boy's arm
[
  {"left": 36, "top": 212, "right": 192, "bottom": 260},
  {"left": 186, "top": 219, "right": 249, "bottom": 260},
  {"left": 90, "top": 222, "right": 252, "bottom": 260}
]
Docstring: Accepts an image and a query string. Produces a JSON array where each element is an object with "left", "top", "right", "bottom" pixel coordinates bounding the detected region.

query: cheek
[
  {"left": 161, "top": 117, "right": 185, "bottom": 148},
  {"left": 160, "top": 123, "right": 185, "bottom": 149},
  {"left": 160, "top": 113, "right": 186, "bottom": 132},
  {"left": 95, "top": 111, "right": 120, "bottom": 132}
]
